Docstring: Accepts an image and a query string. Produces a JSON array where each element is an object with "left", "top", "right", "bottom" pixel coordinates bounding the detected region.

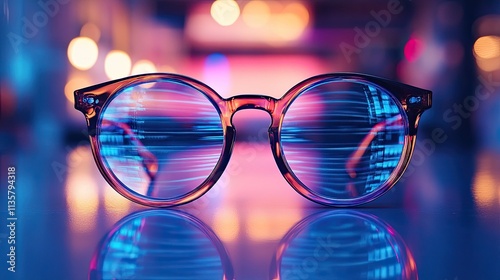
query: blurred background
[{"left": 1, "top": 0, "right": 500, "bottom": 279}]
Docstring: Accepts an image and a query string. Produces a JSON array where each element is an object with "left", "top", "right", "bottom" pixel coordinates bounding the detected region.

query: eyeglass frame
[{"left": 74, "top": 72, "right": 432, "bottom": 208}]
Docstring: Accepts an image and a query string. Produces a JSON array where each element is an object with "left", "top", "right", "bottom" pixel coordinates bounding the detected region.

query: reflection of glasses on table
[
  {"left": 271, "top": 210, "right": 418, "bottom": 279},
  {"left": 74, "top": 73, "right": 432, "bottom": 207}
]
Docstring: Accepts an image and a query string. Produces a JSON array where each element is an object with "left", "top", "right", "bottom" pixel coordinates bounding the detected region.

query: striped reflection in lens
[
  {"left": 98, "top": 80, "right": 224, "bottom": 200},
  {"left": 280, "top": 79, "right": 406, "bottom": 201},
  {"left": 272, "top": 211, "right": 417, "bottom": 279},
  {"left": 90, "top": 211, "right": 233, "bottom": 279}
]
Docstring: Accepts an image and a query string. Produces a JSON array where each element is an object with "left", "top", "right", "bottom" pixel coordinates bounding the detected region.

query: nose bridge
[{"left": 227, "top": 95, "right": 277, "bottom": 114}]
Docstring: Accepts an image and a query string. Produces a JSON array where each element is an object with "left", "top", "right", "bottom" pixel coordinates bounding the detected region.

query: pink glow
[
  {"left": 186, "top": 54, "right": 328, "bottom": 98},
  {"left": 404, "top": 37, "right": 423, "bottom": 62}
]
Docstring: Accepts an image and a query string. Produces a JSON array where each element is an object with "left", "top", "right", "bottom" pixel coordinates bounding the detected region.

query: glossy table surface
[{"left": 2, "top": 129, "right": 500, "bottom": 280}]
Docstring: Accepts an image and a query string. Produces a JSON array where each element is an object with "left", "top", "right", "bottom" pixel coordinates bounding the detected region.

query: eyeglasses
[{"left": 74, "top": 73, "right": 431, "bottom": 207}]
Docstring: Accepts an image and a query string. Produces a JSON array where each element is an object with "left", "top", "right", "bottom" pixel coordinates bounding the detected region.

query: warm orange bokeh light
[
  {"left": 65, "top": 146, "right": 99, "bottom": 233},
  {"left": 270, "top": 2, "right": 309, "bottom": 41},
  {"left": 80, "top": 22, "right": 101, "bottom": 42},
  {"left": 473, "top": 36, "right": 500, "bottom": 72},
  {"left": 246, "top": 210, "right": 301, "bottom": 241},
  {"left": 67, "top": 37, "right": 99, "bottom": 71}
]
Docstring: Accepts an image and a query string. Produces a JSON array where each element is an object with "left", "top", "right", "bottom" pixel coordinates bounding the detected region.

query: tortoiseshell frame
[{"left": 74, "top": 73, "right": 432, "bottom": 208}]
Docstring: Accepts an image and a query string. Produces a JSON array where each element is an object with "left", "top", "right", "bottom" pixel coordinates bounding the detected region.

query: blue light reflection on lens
[
  {"left": 271, "top": 211, "right": 417, "bottom": 280},
  {"left": 98, "top": 80, "right": 224, "bottom": 200},
  {"left": 90, "top": 210, "right": 233, "bottom": 280},
  {"left": 280, "top": 79, "right": 406, "bottom": 200}
]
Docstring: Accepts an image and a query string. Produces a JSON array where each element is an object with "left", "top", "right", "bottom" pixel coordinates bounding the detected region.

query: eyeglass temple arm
[
  {"left": 101, "top": 119, "right": 159, "bottom": 181},
  {"left": 345, "top": 115, "right": 402, "bottom": 179}
]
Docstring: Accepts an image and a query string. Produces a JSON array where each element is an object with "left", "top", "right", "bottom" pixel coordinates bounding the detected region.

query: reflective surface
[
  {"left": 271, "top": 211, "right": 417, "bottom": 280},
  {"left": 2, "top": 141, "right": 500, "bottom": 279},
  {"left": 99, "top": 80, "right": 224, "bottom": 199},
  {"left": 90, "top": 210, "right": 233, "bottom": 280}
]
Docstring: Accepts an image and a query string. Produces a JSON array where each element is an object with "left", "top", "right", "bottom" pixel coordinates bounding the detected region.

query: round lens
[
  {"left": 280, "top": 79, "right": 407, "bottom": 202},
  {"left": 98, "top": 79, "right": 224, "bottom": 200}
]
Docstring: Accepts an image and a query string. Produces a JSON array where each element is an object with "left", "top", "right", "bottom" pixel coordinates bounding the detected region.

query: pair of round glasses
[{"left": 74, "top": 73, "right": 431, "bottom": 207}]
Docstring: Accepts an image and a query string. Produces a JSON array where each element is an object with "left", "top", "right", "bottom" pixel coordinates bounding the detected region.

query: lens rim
[
  {"left": 270, "top": 73, "right": 429, "bottom": 206},
  {"left": 76, "top": 73, "right": 234, "bottom": 207}
]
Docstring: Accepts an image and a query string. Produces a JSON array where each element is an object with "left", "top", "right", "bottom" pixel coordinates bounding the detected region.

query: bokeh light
[
  {"left": 104, "top": 50, "right": 132, "bottom": 80},
  {"left": 284, "top": 2, "right": 309, "bottom": 24},
  {"left": 211, "top": 0, "right": 240, "bottom": 26},
  {"left": 242, "top": 0, "right": 271, "bottom": 28},
  {"left": 473, "top": 36, "right": 500, "bottom": 59},
  {"left": 131, "top": 59, "right": 157, "bottom": 75},
  {"left": 213, "top": 208, "right": 239, "bottom": 242},
  {"left": 65, "top": 146, "right": 99, "bottom": 233},
  {"left": 103, "top": 186, "right": 131, "bottom": 219},
  {"left": 472, "top": 152, "right": 500, "bottom": 208},
  {"left": 475, "top": 57, "right": 500, "bottom": 72},
  {"left": 271, "top": 13, "right": 303, "bottom": 41},
  {"left": 67, "top": 37, "right": 99, "bottom": 71},
  {"left": 158, "top": 65, "right": 176, "bottom": 73},
  {"left": 246, "top": 210, "right": 301, "bottom": 241},
  {"left": 80, "top": 22, "right": 101, "bottom": 42},
  {"left": 204, "top": 53, "right": 231, "bottom": 97}
]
